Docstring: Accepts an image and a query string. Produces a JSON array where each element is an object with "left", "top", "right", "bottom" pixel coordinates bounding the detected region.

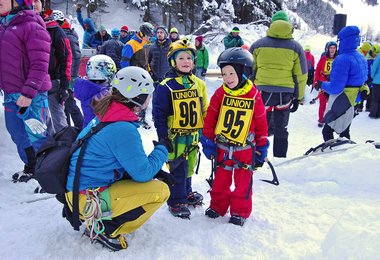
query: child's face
[
  {"left": 0, "top": 0, "right": 13, "bottom": 15},
  {"left": 175, "top": 51, "right": 193, "bottom": 73},
  {"left": 33, "top": 0, "right": 42, "bottom": 12},
  {"left": 221, "top": 65, "right": 238, "bottom": 89}
]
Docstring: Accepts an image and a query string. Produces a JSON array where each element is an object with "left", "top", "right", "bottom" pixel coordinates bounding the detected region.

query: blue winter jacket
[
  {"left": 148, "top": 38, "right": 171, "bottom": 81},
  {"left": 76, "top": 10, "right": 96, "bottom": 49},
  {"left": 322, "top": 26, "right": 367, "bottom": 95},
  {"left": 371, "top": 55, "right": 380, "bottom": 84},
  {"left": 74, "top": 78, "right": 109, "bottom": 128},
  {"left": 66, "top": 103, "right": 168, "bottom": 191}
]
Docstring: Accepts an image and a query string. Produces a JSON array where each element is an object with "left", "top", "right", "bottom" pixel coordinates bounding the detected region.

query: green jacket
[
  {"left": 223, "top": 33, "right": 244, "bottom": 49},
  {"left": 196, "top": 46, "right": 209, "bottom": 69},
  {"left": 250, "top": 20, "right": 308, "bottom": 100}
]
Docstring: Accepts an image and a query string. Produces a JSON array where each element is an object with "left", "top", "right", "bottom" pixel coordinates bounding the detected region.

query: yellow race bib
[
  {"left": 171, "top": 88, "right": 203, "bottom": 133},
  {"left": 215, "top": 95, "right": 254, "bottom": 146},
  {"left": 324, "top": 58, "right": 333, "bottom": 75}
]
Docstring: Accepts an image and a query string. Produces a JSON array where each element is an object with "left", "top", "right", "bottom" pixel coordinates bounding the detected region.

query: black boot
[{"left": 12, "top": 146, "right": 36, "bottom": 183}]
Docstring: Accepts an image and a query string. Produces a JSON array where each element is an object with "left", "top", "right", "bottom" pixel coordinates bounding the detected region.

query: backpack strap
[{"left": 72, "top": 122, "right": 113, "bottom": 231}]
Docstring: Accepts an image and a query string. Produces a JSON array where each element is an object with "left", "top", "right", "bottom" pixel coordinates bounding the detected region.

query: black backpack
[{"left": 35, "top": 122, "right": 113, "bottom": 230}]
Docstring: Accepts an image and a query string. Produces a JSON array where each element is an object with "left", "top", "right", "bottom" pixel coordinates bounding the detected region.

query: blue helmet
[{"left": 111, "top": 28, "right": 120, "bottom": 38}]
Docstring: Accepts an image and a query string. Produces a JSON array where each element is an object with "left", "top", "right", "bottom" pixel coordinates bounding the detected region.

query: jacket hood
[
  {"left": 60, "top": 18, "right": 71, "bottom": 29},
  {"left": 45, "top": 19, "right": 59, "bottom": 29},
  {"left": 74, "top": 79, "right": 109, "bottom": 105},
  {"left": 100, "top": 101, "right": 139, "bottom": 122},
  {"left": 266, "top": 20, "right": 293, "bottom": 39},
  {"left": 338, "top": 26, "right": 361, "bottom": 54}
]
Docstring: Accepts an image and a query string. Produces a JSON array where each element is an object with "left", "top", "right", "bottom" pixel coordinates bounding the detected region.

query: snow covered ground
[
  {"left": 1, "top": 1, "right": 380, "bottom": 258},
  {"left": 0, "top": 77, "right": 379, "bottom": 259}
]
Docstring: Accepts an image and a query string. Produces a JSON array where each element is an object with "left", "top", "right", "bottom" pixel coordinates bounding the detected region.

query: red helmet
[{"left": 120, "top": 25, "right": 129, "bottom": 32}]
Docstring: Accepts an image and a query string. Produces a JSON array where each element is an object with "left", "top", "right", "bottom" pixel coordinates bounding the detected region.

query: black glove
[
  {"left": 314, "top": 80, "right": 323, "bottom": 91},
  {"left": 153, "top": 137, "right": 173, "bottom": 153},
  {"left": 154, "top": 170, "right": 175, "bottom": 186},
  {"left": 289, "top": 99, "right": 299, "bottom": 113},
  {"left": 59, "top": 88, "right": 69, "bottom": 105},
  {"left": 360, "top": 90, "right": 370, "bottom": 100}
]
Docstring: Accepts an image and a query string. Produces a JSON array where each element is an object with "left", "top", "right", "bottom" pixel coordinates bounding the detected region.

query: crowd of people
[{"left": 0, "top": 0, "right": 378, "bottom": 252}]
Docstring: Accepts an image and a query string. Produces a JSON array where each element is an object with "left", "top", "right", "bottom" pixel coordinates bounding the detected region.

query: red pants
[
  {"left": 318, "top": 91, "right": 329, "bottom": 123},
  {"left": 210, "top": 146, "right": 254, "bottom": 218}
]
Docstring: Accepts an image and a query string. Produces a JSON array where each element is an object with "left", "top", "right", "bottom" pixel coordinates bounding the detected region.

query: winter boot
[
  {"left": 205, "top": 207, "right": 220, "bottom": 219},
  {"left": 229, "top": 215, "right": 246, "bottom": 226},
  {"left": 318, "top": 122, "right": 324, "bottom": 128},
  {"left": 187, "top": 191, "right": 203, "bottom": 207},
  {"left": 12, "top": 165, "right": 34, "bottom": 183},
  {"left": 83, "top": 227, "right": 128, "bottom": 251},
  {"left": 168, "top": 204, "right": 191, "bottom": 219}
]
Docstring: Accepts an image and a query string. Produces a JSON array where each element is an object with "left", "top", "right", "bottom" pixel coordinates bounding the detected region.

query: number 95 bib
[
  {"left": 171, "top": 88, "right": 203, "bottom": 133},
  {"left": 215, "top": 95, "right": 254, "bottom": 146}
]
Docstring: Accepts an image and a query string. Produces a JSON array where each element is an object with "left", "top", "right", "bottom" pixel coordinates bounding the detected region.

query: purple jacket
[{"left": 0, "top": 10, "right": 51, "bottom": 99}]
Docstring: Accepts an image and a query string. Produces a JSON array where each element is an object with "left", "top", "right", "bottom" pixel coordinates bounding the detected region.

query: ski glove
[
  {"left": 200, "top": 136, "right": 217, "bottom": 160},
  {"left": 289, "top": 99, "right": 299, "bottom": 113},
  {"left": 59, "top": 88, "right": 69, "bottom": 105},
  {"left": 24, "top": 118, "right": 47, "bottom": 135},
  {"left": 153, "top": 137, "right": 173, "bottom": 153},
  {"left": 201, "top": 69, "right": 207, "bottom": 77},
  {"left": 359, "top": 84, "right": 370, "bottom": 100},
  {"left": 154, "top": 170, "right": 175, "bottom": 186},
  {"left": 255, "top": 140, "right": 270, "bottom": 167},
  {"left": 314, "top": 80, "right": 323, "bottom": 91}
]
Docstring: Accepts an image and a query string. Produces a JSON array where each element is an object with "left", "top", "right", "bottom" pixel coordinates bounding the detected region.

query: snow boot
[
  {"left": 187, "top": 191, "right": 203, "bottom": 207},
  {"left": 83, "top": 227, "right": 128, "bottom": 251},
  {"left": 205, "top": 207, "right": 220, "bottom": 219},
  {"left": 168, "top": 204, "right": 191, "bottom": 219},
  {"left": 12, "top": 166, "right": 34, "bottom": 183},
  {"left": 229, "top": 215, "right": 246, "bottom": 226}
]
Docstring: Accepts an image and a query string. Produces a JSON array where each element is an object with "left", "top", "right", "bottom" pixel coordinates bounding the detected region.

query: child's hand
[{"left": 200, "top": 136, "right": 216, "bottom": 160}]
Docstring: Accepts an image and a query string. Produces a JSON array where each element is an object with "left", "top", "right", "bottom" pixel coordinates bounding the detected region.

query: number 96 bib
[
  {"left": 171, "top": 88, "right": 203, "bottom": 133},
  {"left": 215, "top": 95, "right": 254, "bottom": 146}
]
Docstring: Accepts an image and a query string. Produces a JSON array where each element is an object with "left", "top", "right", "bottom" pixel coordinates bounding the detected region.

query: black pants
[
  {"left": 64, "top": 91, "right": 83, "bottom": 129},
  {"left": 369, "top": 84, "right": 380, "bottom": 118},
  {"left": 322, "top": 124, "right": 350, "bottom": 142}
]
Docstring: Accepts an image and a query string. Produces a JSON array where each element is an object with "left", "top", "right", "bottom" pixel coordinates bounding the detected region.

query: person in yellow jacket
[
  {"left": 153, "top": 39, "right": 209, "bottom": 219},
  {"left": 249, "top": 10, "right": 307, "bottom": 158}
]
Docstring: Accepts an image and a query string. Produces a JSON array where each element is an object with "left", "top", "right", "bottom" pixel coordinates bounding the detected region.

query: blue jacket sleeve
[
  {"left": 106, "top": 123, "right": 168, "bottom": 182},
  {"left": 322, "top": 57, "right": 348, "bottom": 95},
  {"left": 76, "top": 10, "right": 85, "bottom": 29},
  {"left": 153, "top": 83, "right": 171, "bottom": 138},
  {"left": 120, "top": 44, "right": 133, "bottom": 68},
  {"left": 371, "top": 56, "right": 380, "bottom": 80}
]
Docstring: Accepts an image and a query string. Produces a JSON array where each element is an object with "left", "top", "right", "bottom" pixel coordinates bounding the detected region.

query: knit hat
[
  {"left": 304, "top": 45, "right": 311, "bottom": 51},
  {"left": 195, "top": 35, "right": 203, "bottom": 44},
  {"left": 271, "top": 10, "right": 289, "bottom": 22},
  {"left": 156, "top": 26, "right": 168, "bottom": 38},
  {"left": 15, "top": 0, "right": 33, "bottom": 6},
  {"left": 231, "top": 27, "right": 240, "bottom": 33},
  {"left": 98, "top": 25, "right": 107, "bottom": 32},
  {"left": 170, "top": 27, "right": 178, "bottom": 34},
  {"left": 120, "top": 25, "right": 128, "bottom": 32}
]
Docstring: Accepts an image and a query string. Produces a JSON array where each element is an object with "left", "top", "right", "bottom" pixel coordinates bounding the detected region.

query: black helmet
[
  {"left": 140, "top": 22, "right": 154, "bottom": 37},
  {"left": 217, "top": 47, "right": 254, "bottom": 68}
]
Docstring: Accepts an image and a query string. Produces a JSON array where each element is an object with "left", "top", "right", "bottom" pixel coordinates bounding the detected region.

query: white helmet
[
  {"left": 86, "top": 55, "right": 117, "bottom": 83},
  {"left": 51, "top": 10, "right": 65, "bottom": 22},
  {"left": 111, "top": 66, "right": 154, "bottom": 99}
]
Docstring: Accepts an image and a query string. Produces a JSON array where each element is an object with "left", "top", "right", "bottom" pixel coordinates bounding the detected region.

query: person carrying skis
[
  {"left": 0, "top": 0, "right": 51, "bottom": 182},
  {"left": 153, "top": 39, "right": 209, "bottom": 219},
  {"left": 200, "top": 47, "right": 268, "bottom": 226},
  {"left": 314, "top": 41, "right": 338, "bottom": 127},
  {"left": 65, "top": 66, "right": 171, "bottom": 251},
  {"left": 314, "top": 26, "right": 368, "bottom": 141},
  {"left": 74, "top": 55, "right": 117, "bottom": 128}
]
